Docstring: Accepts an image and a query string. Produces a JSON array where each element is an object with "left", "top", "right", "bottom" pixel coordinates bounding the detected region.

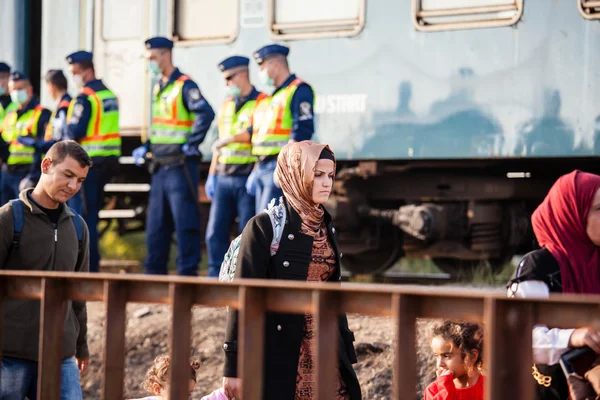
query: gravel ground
[{"left": 80, "top": 302, "right": 447, "bottom": 400}]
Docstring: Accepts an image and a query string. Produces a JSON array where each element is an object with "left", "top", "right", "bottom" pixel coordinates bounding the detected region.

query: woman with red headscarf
[{"left": 507, "top": 170, "right": 600, "bottom": 399}]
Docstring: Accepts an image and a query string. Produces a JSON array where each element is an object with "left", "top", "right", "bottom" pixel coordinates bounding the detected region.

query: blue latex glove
[
  {"left": 17, "top": 136, "right": 37, "bottom": 148},
  {"left": 132, "top": 146, "right": 147, "bottom": 166},
  {"left": 245, "top": 169, "right": 258, "bottom": 196},
  {"left": 205, "top": 174, "right": 217, "bottom": 200},
  {"left": 182, "top": 143, "right": 202, "bottom": 157}
]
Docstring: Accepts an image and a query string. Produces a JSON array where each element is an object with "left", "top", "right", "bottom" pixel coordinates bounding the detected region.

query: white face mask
[
  {"left": 225, "top": 85, "right": 241, "bottom": 98},
  {"left": 148, "top": 60, "right": 161, "bottom": 77},
  {"left": 259, "top": 68, "right": 274, "bottom": 87},
  {"left": 10, "top": 89, "right": 28, "bottom": 105},
  {"left": 73, "top": 74, "right": 84, "bottom": 88}
]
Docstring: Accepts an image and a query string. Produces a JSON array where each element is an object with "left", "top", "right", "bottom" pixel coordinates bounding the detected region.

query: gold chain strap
[{"left": 532, "top": 364, "right": 552, "bottom": 387}]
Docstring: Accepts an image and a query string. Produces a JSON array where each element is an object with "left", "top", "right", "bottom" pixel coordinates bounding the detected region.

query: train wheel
[{"left": 341, "top": 229, "right": 403, "bottom": 275}]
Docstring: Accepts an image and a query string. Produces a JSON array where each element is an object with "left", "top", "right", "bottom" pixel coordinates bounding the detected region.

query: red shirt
[{"left": 424, "top": 374, "right": 484, "bottom": 400}]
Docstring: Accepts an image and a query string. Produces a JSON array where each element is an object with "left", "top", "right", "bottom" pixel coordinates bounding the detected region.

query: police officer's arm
[
  {"left": 289, "top": 84, "right": 315, "bottom": 142},
  {"left": 65, "top": 96, "right": 92, "bottom": 141},
  {"left": 73, "top": 216, "right": 90, "bottom": 361},
  {"left": 27, "top": 109, "right": 51, "bottom": 181},
  {"left": 182, "top": 81, "right": 215, "bottom": 148}
]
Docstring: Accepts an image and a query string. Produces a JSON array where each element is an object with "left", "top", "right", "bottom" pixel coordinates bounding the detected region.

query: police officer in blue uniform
[
  {"left": 205, "top": 56, "right": 261, "bottom": 277},
  {"left": 132, "top": 37, "right": 215, "bottom": 276},
  {"left": 0, "top": 62, "right": 13, "bottom": 202},
  {"left": 0, "top": 71, "right": 51, "bottom": 206},
  {"left": 247, "top": 44, "right": 315, "bottom": 213},
  {"left": 64, "top": 50, "right": 121, "bottom": 272}
]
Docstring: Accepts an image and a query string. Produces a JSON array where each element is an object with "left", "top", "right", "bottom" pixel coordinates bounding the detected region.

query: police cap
[
  {"left": 145, "top": 37, "right": 174, "bottom": 50},
  {"left": 66, "top": 51, "right": 93, "bottom": 65},
  {"left": 253, "top": 44, "right": 289, "bottom": 64},
  {"left": 218, "top": 56, "right": 250, "bottom": 72},
  {"left": 9, "top": 71, "right": 28, "bottom": 82},
  {"left": 0, "top": 62, "right": 10, "bottom": 73}
]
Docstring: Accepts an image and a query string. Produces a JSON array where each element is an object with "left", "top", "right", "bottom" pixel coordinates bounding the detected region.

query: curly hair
[
  {"left": 432, "top": 320, "right": 484, "bottom": 370},
  {"left": 142, "top": 354, "right": 200, "bottom": 394}
]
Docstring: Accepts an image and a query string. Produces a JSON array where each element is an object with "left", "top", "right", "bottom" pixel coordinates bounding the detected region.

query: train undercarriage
[{"left": 327, "top": 158, "right": 600, "bottom": 277}]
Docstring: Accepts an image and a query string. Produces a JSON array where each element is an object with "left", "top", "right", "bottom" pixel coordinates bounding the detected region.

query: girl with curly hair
[{"left": 424, "top": 320, "right": 484, "bottom": 400}]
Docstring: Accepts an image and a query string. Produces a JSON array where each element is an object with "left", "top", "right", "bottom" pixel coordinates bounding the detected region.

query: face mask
[
  {"left": 226, "top": 85, "right": 241, "bottom": 98},
  {"left": 10, "top": 89, "right": 28, "bottom": 105},
  {"left": 148, "top": 61, "right": 161, "bottom": 77},
  {"left": 260, "top": 69, "right": 274, "bottom": 87},
  {"left": 73, "top": 74, "right": 84, "bottom": 88},
  {"left": 0, "top": 86, "right": 5, "bottom": 96}
]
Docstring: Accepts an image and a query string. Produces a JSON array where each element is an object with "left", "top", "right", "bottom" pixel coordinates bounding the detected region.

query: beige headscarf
[{"left": 274, "top": 141, "right": 336, "bottom": 236}]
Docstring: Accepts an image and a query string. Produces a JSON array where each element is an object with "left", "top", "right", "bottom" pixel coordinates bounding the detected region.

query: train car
[{"left": 2, "top": 0, "right": 600, "bottom": 277}]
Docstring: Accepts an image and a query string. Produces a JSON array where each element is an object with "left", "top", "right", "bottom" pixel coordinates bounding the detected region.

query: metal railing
[{"left": 0, "top": 270, "right": 599, "bottom": 400}]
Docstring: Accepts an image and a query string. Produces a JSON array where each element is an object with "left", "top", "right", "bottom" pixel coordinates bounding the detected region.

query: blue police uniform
[
  {"left": 0, "top": 72, "right": 51, "bottom": 206},
  {"left": 136, "top": 37, "right": 215, "bottom": 276},
  {"left": 248, "top": 44, "right": 315, "bottom": 213},
  {"left": 0, "top": 62, "right": 12, "bottom": 205},
  {"left": 205, "top": 56, "right": 259, "bottom": 277},
  {"left": 65, "top": 50, "right": 120, "bottom": 272}
]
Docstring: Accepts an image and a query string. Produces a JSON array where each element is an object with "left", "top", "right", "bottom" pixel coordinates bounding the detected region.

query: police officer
[
  {"left": 0, "top": 71, "right": 51, "bottom": 205},
  {"left": 205, "top": 56, "right": 263, "bottom": 277},
  {"left": 0, "top": 62, "right": 13, "bottom": 202},
  {"left": 65, "top": 50, "right": 121, "bottom": 273},
  {"left": 132, "top": 37, "right": 215, "bottom": 276},
  {"left": 247, "top": 44, "right": 315, "bottom": 213}
]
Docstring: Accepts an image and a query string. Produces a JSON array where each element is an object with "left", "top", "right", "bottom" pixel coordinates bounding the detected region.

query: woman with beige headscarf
[{"left": 221, "top": 141, "right": 362, "bottom": 400}]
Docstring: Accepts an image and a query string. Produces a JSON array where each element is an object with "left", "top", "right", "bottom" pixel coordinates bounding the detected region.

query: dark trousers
[
  {"left": 205, "top": 174, "right": 255, "bottom": 277},
  {"left": 144, "top": 159, "right": 201, "bottom": 276}
]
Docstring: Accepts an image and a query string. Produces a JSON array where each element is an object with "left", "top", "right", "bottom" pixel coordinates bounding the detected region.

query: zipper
[{"left": 52, "top": 224, "right": 58, "bottom": 271}]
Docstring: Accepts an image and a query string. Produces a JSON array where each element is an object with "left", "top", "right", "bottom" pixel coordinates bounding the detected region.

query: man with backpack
[{"left": 0, "top": 140, "right": 92, "bottom": 399}]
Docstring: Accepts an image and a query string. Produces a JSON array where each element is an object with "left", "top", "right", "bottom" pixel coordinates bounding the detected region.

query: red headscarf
[{"left": 532, "top": 170, "right": 600, "bottom": 294}]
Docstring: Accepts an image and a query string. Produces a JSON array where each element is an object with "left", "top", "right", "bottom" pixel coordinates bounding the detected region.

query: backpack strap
[
  {"left": 266, "top": 197, "right": 286, "bottom": 256},
  {"left": 10, "top": 199, "right": 24, "bottom": 251},
  {"left": 68, "top": 207, "right": 85, "bottom": 250}
]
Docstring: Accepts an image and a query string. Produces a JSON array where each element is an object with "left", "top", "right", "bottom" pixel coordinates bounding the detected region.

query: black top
[
  {"left": 508, "top": 249, "right": 568, "bottom": 400},
  {"left": 27, "top": 193, "right": 63, "bottom": 225}
]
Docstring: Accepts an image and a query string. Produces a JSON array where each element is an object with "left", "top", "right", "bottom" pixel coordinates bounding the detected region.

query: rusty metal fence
[{"left": 0, "top": 270, "right": 598, "bottom": 400}]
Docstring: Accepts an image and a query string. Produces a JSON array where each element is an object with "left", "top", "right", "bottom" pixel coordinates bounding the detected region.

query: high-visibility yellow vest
[
  {"left": 67, "top": 86, "right": 121, "bottom": 157},
  {"left": 251, "top": 78, "right": 313, "bottom": 156},
  {"left": 150, "top": 75, "right": 195, "bottom": 155},
  {"left": 217, "top": 93, "right": 266, "bottom": 165},
  {"left": 1, "top": 105, "right": 45, "bottom": 165}
]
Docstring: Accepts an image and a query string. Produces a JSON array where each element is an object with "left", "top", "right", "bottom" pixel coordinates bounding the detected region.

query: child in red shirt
[{"left": 424, "top": 320, "right": 484, "bottom": 400}]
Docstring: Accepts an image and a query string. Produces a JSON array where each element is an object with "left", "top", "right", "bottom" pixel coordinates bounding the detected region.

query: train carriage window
[
  {"left": 174, "top": 0, "right": 239, "bottom": 44},
  {"left": 578, "top": 0, "right": 600, "bottom": 20},
  {"left": 102, "top": 0, "right": 145, "bottom": 40},
  {"left": 269, "top": 0, "right": 365, "bottom": 40},
  {"left": 412, "top": 0, "right": 523, "bottom": 32}
]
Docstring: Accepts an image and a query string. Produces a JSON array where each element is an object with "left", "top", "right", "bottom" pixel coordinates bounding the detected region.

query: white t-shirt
[{"left": 508, "top": 280, "right": 574, "bottom": 365}]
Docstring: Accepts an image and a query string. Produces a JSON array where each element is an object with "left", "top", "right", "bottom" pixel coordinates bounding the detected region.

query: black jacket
[
  {"left": 509, "top": 248, "right": 568, "bottom": 400},
  {"left": 223, "top": 197, "right": 362, "bottom": 400}
]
